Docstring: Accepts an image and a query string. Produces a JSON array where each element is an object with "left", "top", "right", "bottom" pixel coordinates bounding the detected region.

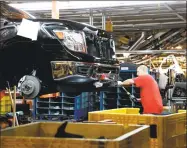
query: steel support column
[
  {"left": 102, "top": 11, "right": 106, "bottom": 30},
  {"left": 52, "top": 0, "right": 59, "bottom": 19},
  {"left": 89, "top": 9, "right": 93, "bottom": 25}
]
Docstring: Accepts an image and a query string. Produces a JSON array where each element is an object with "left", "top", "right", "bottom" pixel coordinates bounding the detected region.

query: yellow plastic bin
[
  {"left": 0, "top": 95, "right": 11, "bottom": 115},
  {"left": 163, "top": 113, "right": 187, "bottom": 148},
  {"left": 1, "top": 122, "right": 150, "bottom": 148},
  {"left": 102, "top": 108, "right": 140, "bottom": 114},
  {"left": 89, "top": 108, "right": 186, "bottom": 148},
  {"left": 178, "top": 110, "right": 186, "bottom": 113}
]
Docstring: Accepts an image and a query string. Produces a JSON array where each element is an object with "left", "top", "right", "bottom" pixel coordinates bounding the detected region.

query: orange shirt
[{"left": 133, "top": 75, "right": 163, "bottom": 114}]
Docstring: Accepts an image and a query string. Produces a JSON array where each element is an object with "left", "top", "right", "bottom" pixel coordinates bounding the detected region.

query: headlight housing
[{"left": 53, "top": 30, "right": 87, "bottom": 53}]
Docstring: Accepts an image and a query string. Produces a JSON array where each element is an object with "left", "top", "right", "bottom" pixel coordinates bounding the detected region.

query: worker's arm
[
  {"left": 122, "top": 79, "right": 135, "bottom": 85},
  {"left": 118, "top": 76, "right": 143, "bottom": 87},
  {"left": 118, "top": 79, "right": 135, "bottom": 86}
]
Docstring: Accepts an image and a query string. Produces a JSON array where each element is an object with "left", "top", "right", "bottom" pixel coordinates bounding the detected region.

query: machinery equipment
[{"left": 0, "top": 2, "right": 119, "bottom": 98}]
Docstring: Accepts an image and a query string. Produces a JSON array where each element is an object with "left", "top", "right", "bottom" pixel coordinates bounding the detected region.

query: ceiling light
[
  {"left": 123, "top": 53, "right": 130, "bottom": 58},
  {"left": 142, "top": 55, "right": 148, "bottom": 59},
  {"left": 147, "top": 35, "right": 153, "bottom": 40},
  {"left": 176, "top": 45, "right": 182, "bottom": 49}
]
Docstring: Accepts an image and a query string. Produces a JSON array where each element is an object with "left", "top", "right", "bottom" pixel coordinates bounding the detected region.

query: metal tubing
[{"left": 128, "top": 32, "right": 145, "bottom": 51}]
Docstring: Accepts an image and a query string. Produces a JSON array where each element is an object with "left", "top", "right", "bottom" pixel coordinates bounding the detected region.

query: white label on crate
[{"left": 121, "top": 67, "right": 129, "bottom": 70}]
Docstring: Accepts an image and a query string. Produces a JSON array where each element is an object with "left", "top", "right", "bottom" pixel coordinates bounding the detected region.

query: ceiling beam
[
  {"left": 94, "top": 22, "right": 186, "bottom": 30},
  {"left": 72, "top": 18, "right": 182, "bottom": 26},
  {"left": 112, "top": 21, "right": 186, "bottom": 27},
  {"left": 164, "top": 3, "right": 186, "bottom": 22},
  {"left": 116, "top": 49, "right": 186, "bottom": 54},
  {"left": 29, "top": 10, "right": 186, "bottom": 17},
  {"left": 90, "top": 18, "right": 181, "bottom": 25}
]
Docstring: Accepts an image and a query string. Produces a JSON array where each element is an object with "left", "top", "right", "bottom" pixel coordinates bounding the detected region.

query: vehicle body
[{"left": 0, "top": 3, "right": 119, "bottom": 98}]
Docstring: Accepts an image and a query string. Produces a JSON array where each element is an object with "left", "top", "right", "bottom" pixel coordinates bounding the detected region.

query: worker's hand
[
  {"left": 117, "top": 81, "right": 123, "bottom": 86},
  {"left": 136, "top": 98, "right": 141, "bottom": 102}
]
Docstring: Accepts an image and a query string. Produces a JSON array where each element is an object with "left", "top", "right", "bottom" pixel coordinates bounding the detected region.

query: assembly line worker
[{"left": 118, "top": 65, "right": 163, "bottom": 114}]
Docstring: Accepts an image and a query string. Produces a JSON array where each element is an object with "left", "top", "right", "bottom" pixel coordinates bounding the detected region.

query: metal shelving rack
[
  {"left": 100, "top": 87, "right": 118, "bottom": 110},
  {"left": 33, "top": 92, "right": 90, "bottom": 121}
]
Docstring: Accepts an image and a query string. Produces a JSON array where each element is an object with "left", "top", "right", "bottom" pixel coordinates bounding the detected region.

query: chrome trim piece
[{"left": 50, "top": 61, "right": 119, "bottom": 80}]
